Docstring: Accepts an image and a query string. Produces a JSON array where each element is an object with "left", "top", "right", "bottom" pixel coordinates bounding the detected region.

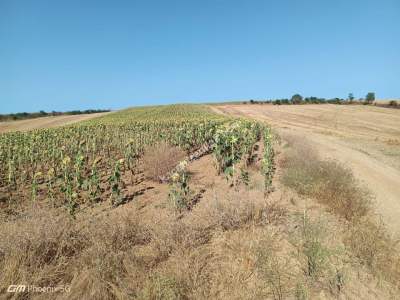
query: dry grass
[
  {"left": 142, "top": 142, "right": 186, "bottom": 182},
  {"left": 0, "top": 206, "right": 152, "bottom": 299},
  {"left": 281, "top": 135, "right": 371, "bottom": 222},
  {"left": 191, "top": 190, "right": 287, "bottom": 232},
  {"left": 281, "top": 134, "right": 400, "bottom": 291},
  {"left": 0, "top": 187, "right": 289, "bottom": 299},
  {"left": 1, "top": 134, "right": 399, "bottom": 299},
  {"left": 345, "top": 218, "right": 400, "bottom": 289}
]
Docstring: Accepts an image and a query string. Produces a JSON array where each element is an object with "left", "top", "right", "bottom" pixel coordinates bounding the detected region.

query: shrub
[
  {"left": 290, "top": 213, "right": 332, "bottom": 281},
  {"left": 389, "top": 100, "right": 398, "bottom": 107},
  {"left": 142, "top": 142, "right": 186, "bottom": 182},
  {"left": 300, "top": 215, "right": 331, "bottom": 278}
]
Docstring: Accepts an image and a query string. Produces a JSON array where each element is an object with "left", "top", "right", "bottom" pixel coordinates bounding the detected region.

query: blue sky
[{"left": 1, "top": 0, "right": 399, "bottom": 113}]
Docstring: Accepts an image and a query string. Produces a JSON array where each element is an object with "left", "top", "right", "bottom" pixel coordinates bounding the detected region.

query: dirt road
[
  {"left": 213, "top": 104, "right": 400, "bottom": 235},
  {"left": 0, "top": 112, "right": 110, "bottom": 133}
]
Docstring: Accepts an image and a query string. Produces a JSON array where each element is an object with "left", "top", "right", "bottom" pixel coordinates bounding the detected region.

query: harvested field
[
  {"left": 0, "top": 112, "right": 110, "bottom": 133},
  {"left": 212, "top": 104, "right": 400, "bottom": 235}
]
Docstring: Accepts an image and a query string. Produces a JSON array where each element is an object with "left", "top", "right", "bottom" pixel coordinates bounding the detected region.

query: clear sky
[{"left": 1, "top": 0, "right": 399, "bottom": 113}]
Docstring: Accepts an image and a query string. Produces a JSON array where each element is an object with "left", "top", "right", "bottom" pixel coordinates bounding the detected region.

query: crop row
[{"left": 0, "top": 105, "right": 274, "bottom": 214}]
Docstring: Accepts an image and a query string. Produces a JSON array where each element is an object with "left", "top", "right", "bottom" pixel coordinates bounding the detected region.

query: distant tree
[
  {"left": 389, "top": 100, "right": 398, "bottom": 107},
  {"left": 365, "top": 92, "right": 375, "bottom": 104},
  {"left": 348, "top": 93, "right": 354, "bottom": 103},
  {"left": 291, "top": 94, "right": 303, "bottom": 104},
  {"left": 250, "top": 99, "right": 255, "bottom": 104},
  {"left": 282, "top": 99, "right": 290, "bottom": 104}
]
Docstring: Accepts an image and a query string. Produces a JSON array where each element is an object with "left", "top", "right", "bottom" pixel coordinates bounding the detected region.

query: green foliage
[
  {"left": 0, "top": 105, "right": 226, "bottom": 209},
  {"left": 212, "top": 120, "right": 261, "bottom": 185},
  {"left": 291, "top": 94, "right": 303, "bottom": 104},
  {"left": 262, "top": 127, "right": 275, "bottom": 193},
  {"left": 291, "top": 213, "right": 331, "bottom": 280},
  {"left": 46, "top": 168, "right": 55, "bottom": 205},
  {"left": 0, "top": 105, "right": 274, "bottom": 216},
  {"left": 31, "top": 172, "right": 42, "bottom": 201},
  {"left": 73, "top": 153, "right": 85, "bottom": 189},
  {"left": 365, "top": 92, "right": 375, "bottom": 104},
  {"left": 60, "top": 156, "right": 78, "bottom": 217},
  {"left": 348, "top": 93, "right": 354, "bottom": 102},
  {"left": 168, "top": 161, "right": 191, "bottom": 212},
  {"left": 108, "top": 159, "right": 124, "bottom": 207}
]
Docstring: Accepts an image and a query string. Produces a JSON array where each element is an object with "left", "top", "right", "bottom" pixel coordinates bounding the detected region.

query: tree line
[
  {"left": 0, "top": 109, "right": 111, "bottom": 122},
  {"left": 246, "top": 92, "right": 378, "bottom": 105}
]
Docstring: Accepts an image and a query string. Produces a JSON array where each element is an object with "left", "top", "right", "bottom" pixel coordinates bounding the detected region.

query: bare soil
[
  {"left": 212, "top": 104, "right": 400, "bottom": 235},
  {"left": 0, "top": 112, "right": 110, "bottom": 133}
]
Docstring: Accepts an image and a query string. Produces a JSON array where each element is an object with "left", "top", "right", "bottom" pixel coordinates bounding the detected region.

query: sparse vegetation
[
  {"left": 143, "top": 142, "right": 186, "bottom": 182},
  {"left": 345, "top": 218, "right": 400, "bottom": 288},
  {"left": 281, "top": 135, "right": 371, "bottom": 221},
  {"left": 296, "top": 214, "right": 332, "bottom": 279},
  {"left": 281, "top": 133, "right": 400, "bottom": 293}
]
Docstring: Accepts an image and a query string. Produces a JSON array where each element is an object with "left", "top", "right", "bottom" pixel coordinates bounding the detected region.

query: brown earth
[
  {"left": 1, "top": 112, "right": 398, "bottom": 298},
  {"left": 0, "top": 112, "right": 110, "bottom": 133},
  {"left": 212, "top": 104, "right": 400, "bottom": 235}
]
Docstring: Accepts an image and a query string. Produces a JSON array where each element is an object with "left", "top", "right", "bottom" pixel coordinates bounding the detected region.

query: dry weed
[
  {"left": 282, "top": 134, "right": 400, "bottom": 293},
  {"left": 345, "top": 218, "right": 400, "bottom": 289},
  {"left": 281, "top": 135, "right": 371, "bottom": 221},
  {"left": 142, "top": 142, "right": 186, "bottom": 182}
]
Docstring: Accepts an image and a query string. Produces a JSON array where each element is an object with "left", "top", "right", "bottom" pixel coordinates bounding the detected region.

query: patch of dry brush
[
  {"left": 0, "top": 188, "right": 290, "bottom": 299},
  {"left": 281, "top": 135, "right": 371, "bottom": 221},
  {"left": 281, "top": 134, "right": 400, "bottom": 290},
  {"left": 142, "top": 142, "right": 186, "bottom": 182}
]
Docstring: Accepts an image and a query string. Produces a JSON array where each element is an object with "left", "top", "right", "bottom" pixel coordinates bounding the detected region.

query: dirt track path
[
  {"left": 213, "top": 104, "right": 400, "bottom": 235},
  {"left": 0, "top": 112, "right": 110, "bottom": 133}
]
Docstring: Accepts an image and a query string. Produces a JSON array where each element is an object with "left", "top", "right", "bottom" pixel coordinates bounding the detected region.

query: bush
[
  {"left": 142, "top": 142, "right": 186, "bottom": 182},
  {"left": 298, "top": 215, "right": 331, "bottom": 278},
  {"left": 389, "top": 100, "right": 398, "bottom": 107}
]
